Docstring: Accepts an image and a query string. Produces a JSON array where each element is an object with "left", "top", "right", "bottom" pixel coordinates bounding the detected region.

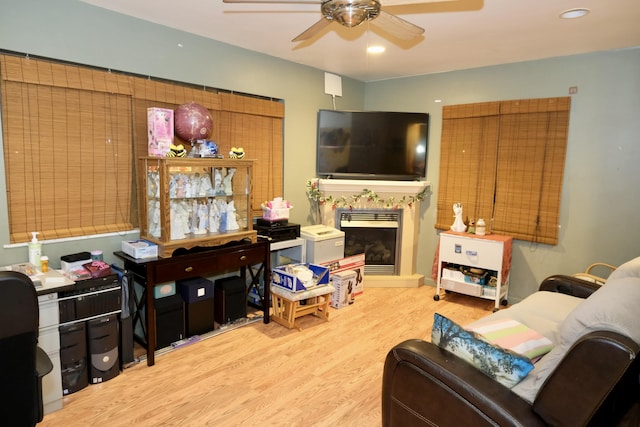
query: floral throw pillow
[{"left": 431, "top": 313, "right": 534, "bottom": 388}]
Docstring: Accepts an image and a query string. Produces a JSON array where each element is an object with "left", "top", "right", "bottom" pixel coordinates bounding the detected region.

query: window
[
  {"left": 436, "top": 97, "right": 571, "bottom": 245},
  {"left": 0, "top": 54, "right": 134, "bottom": 243},
  {"left": 1, "top": 53, "right": 284, "bottom": 244}
]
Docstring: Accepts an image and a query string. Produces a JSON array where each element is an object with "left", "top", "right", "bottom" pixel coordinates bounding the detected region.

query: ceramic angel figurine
[
  {"left": 208, "top": 199, "right": 220, "bottom": 233},
  {"left": 148, "top": 200, "right": 161, "bottom": 238},
  {"left": 225, "top": 201, "right": 240, "bottom": 231},
  {"left": 194, "top": 202, "right": 208, "bottom": 234},
  {"left": 199, "top": 173, "right": 213, "bottom": 197},
  {"left": 214, "top": 169, "right": 223, "bottom": 195},
  {"left": 451, "top": 203, "right": 467, "bottom": 232},
  {"left": 223, "top": 168, "right": 236, "bottom": 196},
  {"left": 170, "top": 201, "right": 187, "bottom": 240}
]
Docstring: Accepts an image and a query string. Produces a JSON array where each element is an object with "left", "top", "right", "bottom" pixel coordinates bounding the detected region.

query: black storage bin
[
  {"left": 178, "top": 277, "right": 214, "bottom": 337},
  {"left": 155, "top": 293, "right": 185, "bottom": 349},
  {"left": 214, "top": 276, "right": 247, "bottom": 325},
  {"left": 59, "top": 322, "right": 88, "bottom": 395},
  {"left": 87, "top": 314, "right": 119, "bottom": 383}
]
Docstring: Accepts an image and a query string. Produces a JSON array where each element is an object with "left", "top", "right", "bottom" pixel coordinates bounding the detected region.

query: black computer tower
[
  {"left": 87, "top": 314, "right": 119, "bottom": 383},
  {"left": 155, "top": 293, "right": 185, "bottom": 349},
  {"left": 59, "top": 322, "right": 88, "bottom": 395},
  {"left": 214, "top": 276, "right": 247, "bottom": 325},
  {"left": 178, "top": 277, "right": 215, "bottom": 337}
]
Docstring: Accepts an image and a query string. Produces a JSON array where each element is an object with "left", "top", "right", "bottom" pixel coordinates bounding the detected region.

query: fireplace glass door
[{"left": 337, "top": 209, "right": 401, "bottom": 275}]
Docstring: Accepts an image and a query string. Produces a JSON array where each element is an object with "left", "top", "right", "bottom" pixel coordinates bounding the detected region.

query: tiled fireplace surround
[{"left": 317, "top": 179, "right": 430, "bottom": 288}]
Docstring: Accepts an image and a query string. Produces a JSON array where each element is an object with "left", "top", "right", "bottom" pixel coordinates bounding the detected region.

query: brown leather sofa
[{"left": 382, "top": 272, "right": 640, "bottom": 426}]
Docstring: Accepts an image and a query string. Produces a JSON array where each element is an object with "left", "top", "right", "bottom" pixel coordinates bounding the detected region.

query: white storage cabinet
[{"left": 434, "top": 231, "right": 512, "bottom": 311}]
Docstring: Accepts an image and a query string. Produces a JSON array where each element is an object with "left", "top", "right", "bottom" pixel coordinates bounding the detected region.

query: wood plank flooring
[{"left": 40, "top": 286, "right": 494, "bottom": 427}]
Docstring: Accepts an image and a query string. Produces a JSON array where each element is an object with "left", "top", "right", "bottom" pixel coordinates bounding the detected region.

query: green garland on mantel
[{"left": 305, "top": 178, "right": 429, "bottom": 210}]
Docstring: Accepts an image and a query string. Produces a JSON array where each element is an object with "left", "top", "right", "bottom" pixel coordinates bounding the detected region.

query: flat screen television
[{"left": 316, "top": 109, "right": 429, "bottom": 180}]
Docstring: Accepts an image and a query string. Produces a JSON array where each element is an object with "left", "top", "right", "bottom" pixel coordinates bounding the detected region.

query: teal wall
[
  {"left": 1, "top": 0, "right": 638, "bottom": 301},
  {"left": 365, "top": 49, "right": 640, "bottom": 300},
  {"left": 0, "top": 0, "right": 365, "bottom": 267}
]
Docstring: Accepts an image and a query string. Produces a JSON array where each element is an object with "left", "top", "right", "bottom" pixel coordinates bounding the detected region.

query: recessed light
[
  {"left": 559, "top": 8, "right": 590, "bottom": 19},
  {"left": 367, "top": 45, "right": 385, "bottom": 54}
]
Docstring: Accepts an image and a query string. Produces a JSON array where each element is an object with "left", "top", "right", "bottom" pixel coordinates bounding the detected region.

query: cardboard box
[
  {"left": 330, "top": 270, "right": 357, "bottom": 309},
  {"left": 320, "top": 253, "right": 365, "bottom": 298},
  {"left": 271, "top": 263, "right": 329, "bottom": 292},
  {"left": 147, "top": 107, "right": 174, "bottom": 157},
  {"left": 122, "top": 239, "right": 158, "bottom": 259}
]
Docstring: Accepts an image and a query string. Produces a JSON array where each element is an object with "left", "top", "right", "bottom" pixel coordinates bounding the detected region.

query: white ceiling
[{"left": 80, "top": 0, "right": 640, "bottom": 82}]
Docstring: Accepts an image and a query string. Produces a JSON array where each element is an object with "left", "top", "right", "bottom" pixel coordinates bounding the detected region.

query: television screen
[{"left": 316, "top": 109, "right": 429, "bottom": 180}]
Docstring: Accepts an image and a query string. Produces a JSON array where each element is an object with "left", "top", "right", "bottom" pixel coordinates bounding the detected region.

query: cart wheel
[
  {"left": 501, "top": 299, "right": 508, "bottom": 306},
  {"left": 433, "top": 295, "right": 440, "bottom": 301},
  {"left": 493, "top": 307, "right": 500, "bottom": 313}
]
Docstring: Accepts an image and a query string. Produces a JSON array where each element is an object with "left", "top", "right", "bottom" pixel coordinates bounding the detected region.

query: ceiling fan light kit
[{"left": 321, "top": 0, "right": 381, "bottom": 27}]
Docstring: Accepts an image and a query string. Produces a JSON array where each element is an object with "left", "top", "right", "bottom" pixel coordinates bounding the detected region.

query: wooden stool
[{"left": 270, "top": 284, "right": 335, "bottom": 331}]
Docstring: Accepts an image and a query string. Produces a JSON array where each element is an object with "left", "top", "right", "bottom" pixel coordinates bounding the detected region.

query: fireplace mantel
[
  {"left": 316, "top": 179, "right": 430, "bottom": 288},
  {"left": 318, "top": 179, "right": 430, "bottom": 195}
]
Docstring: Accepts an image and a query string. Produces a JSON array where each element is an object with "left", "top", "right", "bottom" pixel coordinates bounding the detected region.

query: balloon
[{"left": 174, "top": 102, "right": 213, "bottom": 142}]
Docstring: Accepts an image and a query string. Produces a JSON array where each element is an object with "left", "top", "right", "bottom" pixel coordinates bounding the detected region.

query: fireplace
[
  {"left": 337, "top": 209, "right": 401, "bottom": 276},
  {"left": 316, "top": 179, "right": 430, "bottom": 287}
]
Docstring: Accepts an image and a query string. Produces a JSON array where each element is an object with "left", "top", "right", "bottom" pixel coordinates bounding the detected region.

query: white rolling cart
[{"left": 434, "top": 231, "right": 513, "bottom": 311}]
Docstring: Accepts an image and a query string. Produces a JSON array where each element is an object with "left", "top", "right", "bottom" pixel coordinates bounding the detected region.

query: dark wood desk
[{"left": 114, "top": 239, "right": 270, "bottom": 366}]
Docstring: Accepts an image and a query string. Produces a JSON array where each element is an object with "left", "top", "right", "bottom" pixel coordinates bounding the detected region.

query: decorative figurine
[
  {"left": 214, "top": 169, "right": 223, "bottom": 195},
  {"left": 229, "top": 147, "right": 245, "bottom": 159},
  {"left": 451, "top": 203, "right": 467, "bottom": 232},
  {"left": 208, "top": 199, "right": 220, "bottom": 233},
  {"left": 223, "top": 168, "right": 235, "bottom": 196},
  {"left": 195, "top": 202, "right": 208, "bottom": 234},
  {"left": 225, "top": 201, "right": 240, "bottom": 231},
  {"left": 148, "top": 201, "right": 161, "bottom": 238}
]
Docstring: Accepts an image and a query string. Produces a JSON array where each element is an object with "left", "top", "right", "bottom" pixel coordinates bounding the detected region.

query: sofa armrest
[
  {"left": 382, "top": 339, "right": 546, "bottom": 427},
  {"left": 533, "top": 331, "right": 640, "bottom": 426},
  {"left": 539, "top": 274, "right": 601, "bottom": 298}
]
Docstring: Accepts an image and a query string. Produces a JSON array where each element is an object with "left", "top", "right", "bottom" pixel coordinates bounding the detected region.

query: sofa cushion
[
  {"left": 466, "top": 290, "right": 583, "bottom": 344},
  {"left": 559, "top": 262, "right": 640, "bottom": 347},
  {"left": 468, "top": 318, "right": 554, "bottom": 360},
  {"left": 432, "top": 313, "right": 534, "bottom": 388}
]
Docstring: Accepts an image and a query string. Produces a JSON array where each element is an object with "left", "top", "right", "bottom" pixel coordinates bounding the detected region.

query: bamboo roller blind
[
  {"left": 1, "top": 53, "right": 284, "bottom": 244},
  {"left": 1, "top": 55, "right": 134, "bottom": 243},
  {"left": 436, "top": 97, "right": 571, "bottom": 245}
]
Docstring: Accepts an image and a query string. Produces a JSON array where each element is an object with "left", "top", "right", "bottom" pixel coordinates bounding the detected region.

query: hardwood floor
[{"left": 41, "top": 286, "right": 494, "bottom": 427}]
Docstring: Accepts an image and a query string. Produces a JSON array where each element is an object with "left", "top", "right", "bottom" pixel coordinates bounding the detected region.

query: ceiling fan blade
[
  {"left": 223, "top": 0, "right": 319, "bottom": 4},
  {"left": 382, "top": 0, "right": 457, "bottom": 6},
  {"left": 292, "top": 18, "right": 332, "bottom": 42},
  {"left": 372, "top": 10, "right": 424, "bottom": 40}
]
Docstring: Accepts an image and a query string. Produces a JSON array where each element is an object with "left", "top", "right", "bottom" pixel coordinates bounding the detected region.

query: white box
[
  {"left": 271, "top": 263, "right": 330, "bottom": 292},
  {"left": 122, "top": 239, "right": 158, "bottom": 259},
  {"left": 330, "top": 270, "right": 356, "bottom": 309},
  {"left": 61, "top": 258, "right": 91, "bottom": 273},
  {"left": 300, "top": 225, "right": 345, "bottom": 264},
  {"left": 441, "top": 278, "right": 483, "bottom": 297},
  {"left": 442, "top": 267, "right": 465, "bottom": 282}
]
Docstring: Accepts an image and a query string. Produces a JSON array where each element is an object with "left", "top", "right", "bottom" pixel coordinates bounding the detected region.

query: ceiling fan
[{"left": 222, "top": 0, "right": 458, "bottom": 42}]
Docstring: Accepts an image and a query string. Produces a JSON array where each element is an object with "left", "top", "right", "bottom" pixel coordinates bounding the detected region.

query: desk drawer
[
  {"left": 153, "top": 246, "right": 266, "bottom": 282},
  {"left": 38, "top": 294, "right": 60, "bottom": 329},
  {"left": 440, "top": 234, "right": 504, "bottom": 271}
]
